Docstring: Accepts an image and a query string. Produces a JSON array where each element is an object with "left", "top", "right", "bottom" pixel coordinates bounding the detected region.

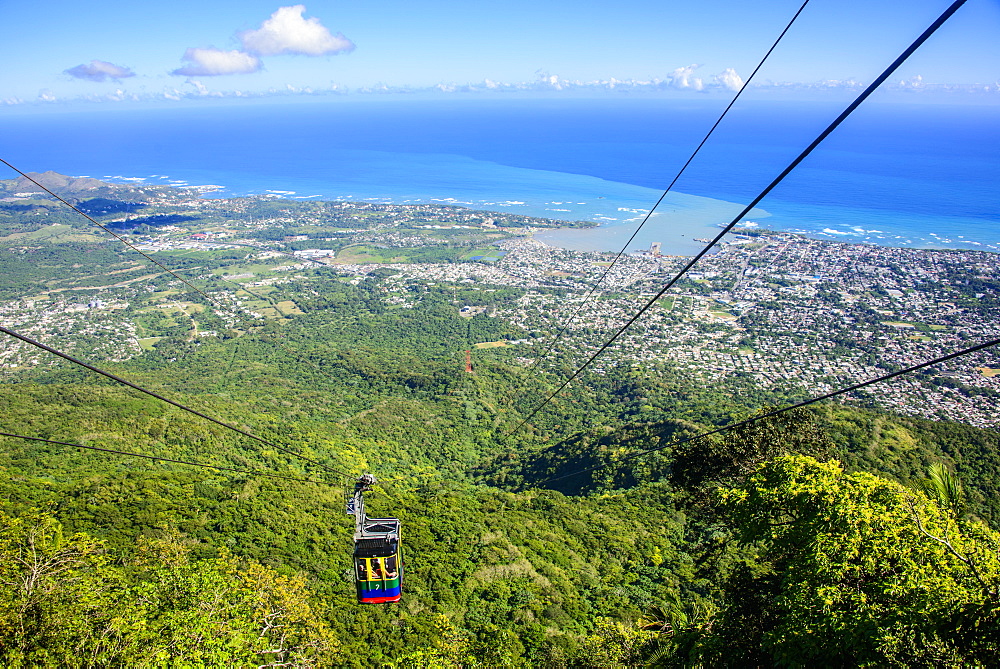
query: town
[{"left": 1, "top": 176, "right": 998, "bottom": 428}]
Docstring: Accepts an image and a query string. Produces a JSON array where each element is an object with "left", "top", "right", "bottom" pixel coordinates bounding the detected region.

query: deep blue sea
[{"left": 2, "top": 97, "right": 997, "bottom": 254}]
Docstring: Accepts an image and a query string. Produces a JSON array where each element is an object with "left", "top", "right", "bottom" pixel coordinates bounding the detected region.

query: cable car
[{"left": 347, "top": 474, "right": 402, "bottom": 604}]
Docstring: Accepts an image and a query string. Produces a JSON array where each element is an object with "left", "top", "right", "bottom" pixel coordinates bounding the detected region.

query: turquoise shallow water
[
  {"left": 1, "top": 97, "right": 997, "bottom": 253},
  {"left": 261, "top": 150, "right": 771, "bottom": 256}
]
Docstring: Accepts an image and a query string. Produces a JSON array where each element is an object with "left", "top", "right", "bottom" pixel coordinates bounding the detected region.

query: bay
[{"left": 1, "top": 96, "right": 996, "bottom": 253}]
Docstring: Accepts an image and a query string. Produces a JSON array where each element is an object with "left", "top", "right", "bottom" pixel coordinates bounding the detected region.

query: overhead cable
[
  {"left": 521, "top": 0, "right": 811, "bottom": 379},
  {"left": 0, "top": 159, "right": 220, "bottom": 307},
  {"left": 3, "top": 161, "right": 358, "bottom": 393},
  {"left": 0, "top": 431, "right": 324, "bottom": 484},
  {"left": 505, "top": 0, "right": 968, "bottom": 439},
  {"left": 533, "top": 335, "right": 1000, "bottom": 488},
  {"left": 0, "top": 324, "right": 350, "bottom": 478}
]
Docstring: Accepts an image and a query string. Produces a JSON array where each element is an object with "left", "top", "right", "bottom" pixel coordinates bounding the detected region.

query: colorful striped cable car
[{"left": 347, "top": 474, "right": 402, "bottom": 604}]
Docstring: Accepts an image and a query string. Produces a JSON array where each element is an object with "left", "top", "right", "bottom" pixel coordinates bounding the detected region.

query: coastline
[
  {"left": 1, "top": 98, "right": 996, "bottom": 255},
  {"left": 103, "top": 165, "right": 998, "bottom": 256},
  {"left": 56, "top": 167, "right": 1000, "bottom": 257}
]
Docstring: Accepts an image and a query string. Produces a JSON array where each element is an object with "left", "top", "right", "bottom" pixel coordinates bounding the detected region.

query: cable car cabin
[
  {"left": 348, "top": 474, "right": 402, "bottom": 604},
  {"left": 354, "top": 518, "right": 402, "bottom": 604}
]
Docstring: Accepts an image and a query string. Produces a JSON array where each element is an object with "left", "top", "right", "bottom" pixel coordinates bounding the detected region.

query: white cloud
[
  {"left": 239, "top": 5, "right": 354, "bottom": 56},
  {"left": 187, "top": 80, "right": 210, "bottom": 95},
  {"left": 65, "top": 60, "right": 135, "bottom": 82},
  {"left": 668, "top": 64, "right": 702, "bottom": 89},
  {"left": 171, "top": 48, "right": 262, "bottom": 76},
  {"left": 715, "top": 68, "right": 743, "bottom": 92},
  {"left": 534, "top": 70, "right": 568, "bottom": 90},
  {"left": 38, "top": 90, "right": 56, "bottom": 102}
]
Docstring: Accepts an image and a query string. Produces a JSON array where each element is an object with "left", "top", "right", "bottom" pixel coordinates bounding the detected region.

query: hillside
[{"left": 0, "top": 178, "right": 998, "bottom": 665}]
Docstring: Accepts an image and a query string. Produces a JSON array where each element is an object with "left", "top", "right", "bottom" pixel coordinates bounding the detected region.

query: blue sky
[{"left": 1, "top": 0, "right": 997, "bottom": 106}]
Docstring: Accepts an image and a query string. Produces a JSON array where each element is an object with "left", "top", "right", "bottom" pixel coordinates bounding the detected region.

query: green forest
[{"left": 1, "top": 187, "right": 998, "bottom": 666}]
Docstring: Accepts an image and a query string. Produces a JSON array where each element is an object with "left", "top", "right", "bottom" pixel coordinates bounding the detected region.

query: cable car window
[{"left": 384, "top": 556, "right": 398, "bottom": 579}]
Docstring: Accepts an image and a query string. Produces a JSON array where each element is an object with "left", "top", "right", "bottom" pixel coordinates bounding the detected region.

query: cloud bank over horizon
[
  {"left": 7, "top": 0, "right": 998, "bottom": 111},
  {"left": 16, "top": 66, "right": 999, "bottom": 108}
]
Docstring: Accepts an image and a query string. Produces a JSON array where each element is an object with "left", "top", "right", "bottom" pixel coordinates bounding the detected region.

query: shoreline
[
  {"left": 43, "top": 168, "right": 1000, "bottom": 256},
  {"left": 534, "top": 221, "right": 1000, "bottom": 257},
  {"left": 533, "top": 226, "right": 1000, "bottom": 260}
]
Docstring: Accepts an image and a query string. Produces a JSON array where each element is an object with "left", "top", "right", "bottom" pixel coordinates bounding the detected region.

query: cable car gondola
[{"left": 347, "top": 474, "right": 402, "bottom": 604}]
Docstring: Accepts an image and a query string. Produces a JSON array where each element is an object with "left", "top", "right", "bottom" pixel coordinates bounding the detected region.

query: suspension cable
[
  {"left": 532, "top": 334, "right": 1000, "bottom": 488},
  {"left": 0, "top": 324, "right": 352, "bottom": 478},
  {"left": 0, "top": 159, "right": 221, "bottom": 307},
  {"left": 0, "top": 431, "right": 324, "bottom": 484},
  {"left": 520, "top": 0, "right": 811, "bottom": 382},
  {"left": 505, "top": 0, "right": 968, "bottom": 439}
]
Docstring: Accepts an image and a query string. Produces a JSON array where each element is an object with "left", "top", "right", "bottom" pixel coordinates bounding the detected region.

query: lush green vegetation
[
  {"left": 1, "top": 180, "right": 998, "bottom": 665},
  {"left": 3, "top": 388, "right": 998, "bottom": 665}
]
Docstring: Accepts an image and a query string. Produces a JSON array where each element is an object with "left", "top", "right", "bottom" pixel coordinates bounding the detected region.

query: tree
[
  {"left": 671, "top": 407, "right": 833, "bottom": 492},
  {"left": 0, "top": 512, "right": 337, "bottom": 666},
  {"left": 638, "top": 598, "right": 715, "bottom": 668},
  {"left": 577, "top": 617, "right": 655, "bottom": 668},
  {"left": 912, "top": 462, "right": 966, "bottom": 519},
  {"left": 0, "top": 510, "right": 150, "bottom": 665},
  {"left": 680, "top": 455, "right": 1000, "bottom": 666}
]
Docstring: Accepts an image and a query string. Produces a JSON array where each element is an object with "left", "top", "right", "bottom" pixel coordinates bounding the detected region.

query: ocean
[{"left": 1, "top": 96, "right": 997, "bottom": 254}]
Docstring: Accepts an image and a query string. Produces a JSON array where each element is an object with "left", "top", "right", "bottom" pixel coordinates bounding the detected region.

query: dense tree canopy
[
  {"left": 2, "top": 199, "right": 999, "bottom": 664},
  {"left": 639, "top": 455, "right": 1000, "bottom": 667},
  {"left": 0, "top": 511, "right": 336, "bottom": 666}
]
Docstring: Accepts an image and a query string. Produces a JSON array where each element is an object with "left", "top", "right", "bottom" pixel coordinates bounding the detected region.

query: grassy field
[
  {"left": 212, "top": 262, "right": 288, "bottom": 277},
  {"left": 459, "top": 248, "right": 507, "bottom": 262},
  {"left": 136, "top": 337, "right": 163, "bottom": 351},
  {"left": 335, "top": 244, "right": 459, "bottom": 264},
  {"left": 240, "top": 297, "right": 287, "bottom": 319},
  {"left": 0, "top": 223, "right": 103, "bottom": 243},
  {"left": 148, "top": 289, "right": 182, "bottom": 300},
  {"left": 236, "top": 285, "right": 277, "bottom": 295},
  {"left": 334, "top": 246, "right": 397, "bottom": 264},
  {"left": 276, "top": 300, "right": 303, "bottom": 315},
  {"left": 156, "top": 248, "right": 252, "bottom": 261},
  {"left": 473, "top": 341, "right": 508, "bottom": 349}
]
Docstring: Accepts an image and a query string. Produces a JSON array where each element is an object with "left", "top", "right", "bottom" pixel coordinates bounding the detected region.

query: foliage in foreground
[
  {"left": 4, "top": 384, "right": 1000, "bottom": 666},
  {"left": 633, "top": 455, "right": 1000, "bottom": 667},
  {"left": 0, "top": 511, "right": 336, "bottom": 667}
]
